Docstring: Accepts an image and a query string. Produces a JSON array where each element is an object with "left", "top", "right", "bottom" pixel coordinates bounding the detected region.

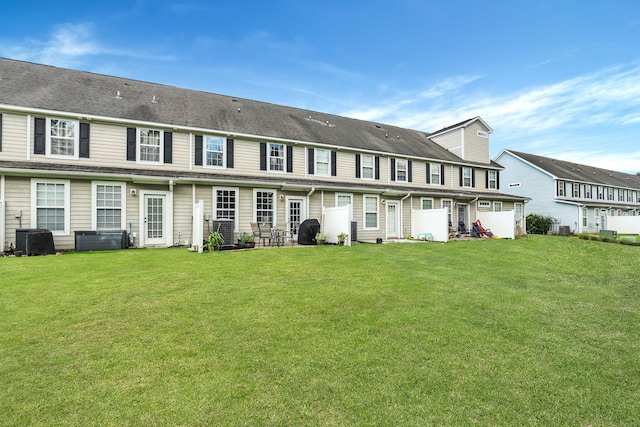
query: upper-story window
[
  {"left": 269, "top": 143, "right": 285, "bottom": 172},
  {"left": 48, "top": 119, "right": 77, "bottom": 157},
  {"left": 461, "top": 167, "right": 473, "bottom": 187},
  {"left": 487, "top": 170, "right": 498, "bottom": 189},
  {"left": 315, "top": 149, "right": 330, "bottom": 175},
  {"left": 557, "top": 180, "right": 565, "bottom": 197},
  {"left": 396, "top": 159, "right": 408, "bottom": 182},
  {"left": 597, "top": 186, "right": 604, "bottom": 200},
  {"left": 34, "top": 117, "right": 90, "bottom": 159},
  {"left": 607, "top": 187, "right": 614, "bottom": 201},
  {"left": 260, "top": 142, "right": 291, "bottom": 173},
  {"left": 362, "top": 154, "right": 375, "bottom": 179},
  {"left": 573, "top": 183, "right": 580, "bottom": 198},
  {"left": 206, "top": 136, "right": 225, "bottom": 167},
  {"left": 618, "top": 189, "right": 624, "bottom": 202},
  {"left": 428, "top": 163, "right": 442, "bottom": 185},
  {"left": 138, "top": 128, "right": 162, "bottom": 163},
  {"left": 585, "top": 185, "right": 592, "bottom": 199}
]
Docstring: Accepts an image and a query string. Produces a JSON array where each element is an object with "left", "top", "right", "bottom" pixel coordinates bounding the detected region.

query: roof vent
[
  {"left": 396, "top": 135, "right": 400, "bottom": 139},
  {"left": 115, "top": 91, "right": 122, "bottom": 100},
  {"left": 151, "top": 95, "right": 158, "bottom": 103},
  {"left": 237, "top": 107, "right": 241, "bottom": 113}
]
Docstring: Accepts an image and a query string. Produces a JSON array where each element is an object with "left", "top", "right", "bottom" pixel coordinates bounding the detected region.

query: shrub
[{"left": 526, "top": 213, "right": 554, "bottom": 234}]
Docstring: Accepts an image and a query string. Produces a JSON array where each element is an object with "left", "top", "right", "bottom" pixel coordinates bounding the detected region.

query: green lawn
[{"left": 1, "top": 236, "right": 639, "bottom": 426}]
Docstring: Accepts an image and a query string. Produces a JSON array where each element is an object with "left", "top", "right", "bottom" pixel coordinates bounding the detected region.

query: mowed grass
[{"left": 1, "top": 236, "right": 639, "bottom": 426}]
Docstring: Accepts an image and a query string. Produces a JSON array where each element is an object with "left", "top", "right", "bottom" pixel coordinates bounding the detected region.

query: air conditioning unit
[{"left": 558, "top": 225, "right": 571, "bottom": 236}]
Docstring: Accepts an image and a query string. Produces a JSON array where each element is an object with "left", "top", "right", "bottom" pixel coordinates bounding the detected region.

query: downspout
[
  {"left": 400, "top": 192, "right": 411, "bottom": 238},
  {"left": 306, "top": 187, "right": 315, "bottom": 221}
]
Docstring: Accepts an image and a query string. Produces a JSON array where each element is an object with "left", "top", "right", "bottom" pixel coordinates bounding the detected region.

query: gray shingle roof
[
  {"left": 506, "top": 150, "right": 640, "bottom": 189},
  {"left": 0, "top": 58, "right": 476, "bottom": 164}
]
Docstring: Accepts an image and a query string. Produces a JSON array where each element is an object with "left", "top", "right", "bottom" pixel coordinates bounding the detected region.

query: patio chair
[{"left": 251, "top": 222, "right": 271, "bottom": 247}]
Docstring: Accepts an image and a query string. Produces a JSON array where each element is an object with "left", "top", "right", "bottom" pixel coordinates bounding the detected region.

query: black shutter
[
  {"left": 308, "top": 148, "right": 315, "bottom": 175},
  {"left": 79, "top": 122, "right": 90, "bottom": 158},
  {"left": 408, "top": 160, "right": 412, "bottom": 182},
  {"left": 195, "top": 135, "right": 203, "bottom": 166},
  {"left": 472, "top": 168, "right": 476, "bottom": 188},
  {"left": 286, "top": 145, "right": 293, "bottom": 173},
  {"left": 440, "top": 165, "right": 445, "bottom": 185},
  {"left": 163, "top": 132, "right": 172, "bottom": 164},
  {"left": 355, "top": 154, "right": 361, "bottom": 178},
  {"left": 459, "top": 167, "right": 463, "bottom": 187},
  {"left": 426, "top": 163, "right": 430, "bottom": 184},
  {"left": 390, "top": 159, "right": 396, "bottom": 182},
  {"left": 485, "top": 170, "right": 489, "bottom": 189},
  {"left": 496, "top": 171, "right": 500, "bottom": 190},
  {"left": 227, "top": 138, "right": 234, "bottom": 168},
  {"left": 0, "top": 113, "right": 3, "bottom": 152},
  {"left": 34, "top": 117, "right": 46, "bottom": 154},
  {"left": 126, "top": 128, "right": 136, "bottom": 161},
  {"left": 260, "top": 143, "right": 267, "bottom": 170},
  {"left": 331, "top": 151, "right": 337, "bottom": 176},
  {"left": 375, "top": 156, "right": 380, "bottom": 180}
]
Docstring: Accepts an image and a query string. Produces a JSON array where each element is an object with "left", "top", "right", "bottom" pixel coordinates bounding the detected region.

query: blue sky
[{"left": 2, "top": 1, "right": 640, "bottom": 171}]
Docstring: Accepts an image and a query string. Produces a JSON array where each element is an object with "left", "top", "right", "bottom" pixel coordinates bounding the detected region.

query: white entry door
[
  {"left": 286, "top": 197, "right": 305, "bottom": 241},
  {"left": 386, "top": 201, "right": 400, "bottom": 238},
  {"left": 144, "top": 194, "right": 167, "bottom": 246}
]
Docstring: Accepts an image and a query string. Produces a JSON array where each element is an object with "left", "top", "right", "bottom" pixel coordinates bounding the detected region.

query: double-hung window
[
  {"left": 573, "top": 183, "right": 580, "bottom": 198},
  {"left": 607, "top": 187, "right": 614, "bottom": 201},
  {"left": 48, "top": 119, "right": 78, "bottom": 157},
  {"left": 585, "top": 185, "right": 592, "bottom": 199},
  {"left": 362, "top": 154, "right": 375, "bottom": 179},
  {"left": 487, "top": 170, "right": 498, "bottom": 189},
  {"left": 461, "top": 167, "right": 473, "bottom": 187},
  {"left": 493, "top": 201, "right": 503, "bottom": 212},
  {"left": 396, "top": 159, "right": 407, "bottom": 182},
  {"left": 363, "top": 195, "right": 379, "bottom": 229},
  {"left": 441, "top": 199, "right": 453, "bottom": 225},
  {"left": 315, "top": 149, "right": 330, "bottom": 176},
  {"left": 93, "top": 182, "right": 126, "bottom": 230},
  {"left": 336, "top": 193, "right": 353, "bottom": 220},
  {"left": 139, "top": 128, "right": 161, "bottom": 163},
  {"left": 255, "top": 189, "right": 276, "bottom": 226},
  {"left": 32, "top": 179, "right": 70, "bottom": 234},
  {"left": 206, "top": 136, "right": 225, "bottom": 167},
  {"left": 430, "top": 163, "right": 441, "bottom": 185},
  {"left": 421, "top": 198, "right": 434, "bottom": 209},
  {"left": 557, "top": 181, "right": 565, "bottom": 197},
  {"left": 214, "top": 187, "right": 238, "bottom": 231},
  {"left": 269, "top": 143, "right": 285, "bottom": 172}
]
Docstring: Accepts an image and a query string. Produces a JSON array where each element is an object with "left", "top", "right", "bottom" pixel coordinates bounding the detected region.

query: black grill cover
[
  {"left": 26, "top": 230, "right": 56, "bottom": 255},
  {"left": 298, "top": 219, "right": 320, "bottom": 245}
]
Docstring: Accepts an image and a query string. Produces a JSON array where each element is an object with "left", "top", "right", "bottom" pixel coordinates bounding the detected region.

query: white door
[
  {"left": 144, "top": 194, "right": 166, "bottom": 245},
  {"left": 286, "top": 197, "right": 305, "bottom": 242},
  {"left": 386, "top": 201, "right": 400, "bottom": 238}
]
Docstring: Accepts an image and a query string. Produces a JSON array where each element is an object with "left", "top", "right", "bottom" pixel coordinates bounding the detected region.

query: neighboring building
[
  {"left": 495, "top": 149, "right": 640, "bottom": 233},
  {"left": 0, "top": 58, "right": 525, "bottom": 250}
]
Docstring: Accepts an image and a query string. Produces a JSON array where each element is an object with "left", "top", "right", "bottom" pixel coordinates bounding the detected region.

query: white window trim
[
  {"left": 268, "top": 142, "right": 286, "bottom": 174},
  {"left": 213, "top": 186, "right": 239, "bottom": 232},
  {"left": 478, "top": 200, "right": 491, "bottom": 208},
  {"left": 204, "top": 135, "right": 226, "bottom": 168},
  {"left": 335, "top": 192, "right": 354, "bottom": 221},
  {"left": 493, "top": 201, "right": 503, "bottom": 212},
  {"left": 315, "top": 148, "right": 331, "bottom": 176},
  {"left": 420, "top": 197, "right": 434, "bottom": 209},
  {"left": 91, "top": 181, "right": 127, "bottom": 230},
  {"left": 31, "top": 178, "right": 70, "bottom": 235},
  {"left": 46, "top": 118, "right": 79, "bottom": 159},
  {"left": 363, "top": 194, "right": 379, "bottom": 230},
  {"left": 462, "top": 167, "right": 472, "bottom": 188},
  {"left": 253, "top": 188, "right": 278, "bottom": 226},
  {"left": 430, "top": 163, "right": 441, "bottom": 186},
  {"left": 361, "top": 154, "right": 375, "bottom": 180},
  {"left": 137, "top": 127, "right": 164, "bottom": 164},
  {"left": 487, "top": 170, "right": 497, "bottom": 189},
  {"left": 395, "top": 158, "right": 407, "bottom": 182}
]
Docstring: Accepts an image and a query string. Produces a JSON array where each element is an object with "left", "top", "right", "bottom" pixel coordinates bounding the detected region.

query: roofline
[
  {"left": 496, "top": 149, "right": 558, "bottom": 179},
  {"left": 0, "top": 104, "right": 501, "bottom": 170},
  {"left": 428, "top": 116, "right": 494, "bottom": 138}
]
